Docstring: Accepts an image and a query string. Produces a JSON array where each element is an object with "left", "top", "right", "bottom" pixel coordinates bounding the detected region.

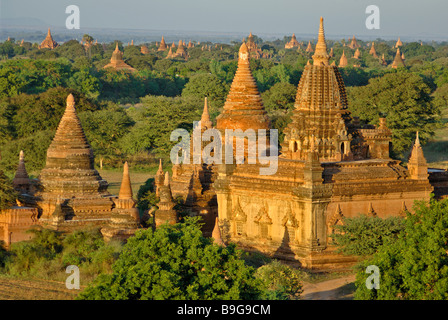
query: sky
[{"left": 1, "top": 0, "right": 447, "bottom": 40}]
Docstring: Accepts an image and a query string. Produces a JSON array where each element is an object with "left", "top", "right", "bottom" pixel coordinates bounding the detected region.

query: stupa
[
  {"left": 348, "top": 35, "right": 360, "bottom": 49},
  {"left": 339, "top": 50, "right": 348, "bottom": 67},
  {"left": 39, "top": 28, "right": 58, "bottom": 49},
  {"left": 395, "top": 37, "right": 403, "bottom": 48},
  {"left": 103, "top": 43, "right": 136, "bottom": 72},
  {"left": 390, "top": 48, "right": 405, "bottom": 68},
  {"left": 369, "top": 42, "right": 378, "bottom": 58},
  {"left": 305, "top": 41, "right": 313, "bottom": 53},
  {"left": 36, "top": 94, "right": 115, "bottom": 229},
  {"left": 158, "top": 36, "right": 167, "bottom": 51},
  {"left": 285, "top": 34, "right": 300, "bottom": 49}
]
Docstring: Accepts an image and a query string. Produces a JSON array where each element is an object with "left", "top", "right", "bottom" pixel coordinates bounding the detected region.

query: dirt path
[{"left": 301, "top": 274, "right": 356, "bottom": 300}]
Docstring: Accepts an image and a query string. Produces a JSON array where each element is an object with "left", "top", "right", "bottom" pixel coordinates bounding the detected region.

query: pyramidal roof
[
  {"left": 39, "top": 94, "right": 109, "bottom": 197},
  {"left": 46, "top": 94, "right": 92, "bottom": 163},
  {"left": 215, "top": 42, "right": 270, "bottom": 131},
  {"left": 281, "top": 17, "right": 350, "bottom": 161}
]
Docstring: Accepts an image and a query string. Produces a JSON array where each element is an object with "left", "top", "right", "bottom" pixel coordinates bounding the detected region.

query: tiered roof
[{"left": 215, "top": 42, "right": 270, "bottom": 132}]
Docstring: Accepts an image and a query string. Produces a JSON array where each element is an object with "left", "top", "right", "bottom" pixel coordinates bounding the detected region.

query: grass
[{"left": 98, "top": 168, "right": 154, "bottom": 196}]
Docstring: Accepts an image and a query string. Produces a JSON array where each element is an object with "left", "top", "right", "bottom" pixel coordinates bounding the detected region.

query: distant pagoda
[
  {"left": 339, "top": 50, "right": 348, "bottom": 68},
  {"left": 285, "top": 33, "right": 300, "bottom": 49},
  {"left": 39, "top": 28, "right": 58, "bottom": 49},
  {"left": 103, "top": 43, "right": 136, "bottom": 72},
  {"left": 390, "top": 48, "right": 405, "bottom": 68},
  {"left": 158, "top": 36, "right": 167, "bottom": 51},
  {"left": 348, "top": 35, "right": 360, "bottom": 49},
  {"left": 369, "top": 42, "right": 378, "bottom": 58}
]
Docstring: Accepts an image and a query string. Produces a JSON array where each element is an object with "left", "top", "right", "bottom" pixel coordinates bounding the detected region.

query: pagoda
[
  {"left": 215, "top": 42, "right": 270, "bottom": 132},
  {"left": 348, "top": 35, "right": 360, "bottom": 49},
  {"left": 174, "top": 40, "right": 188, "bottom": 59},
  {"left": 285, "top": 34, "right": 300, "bottom": 49},
  {"left": 158, "top": 36, "right": 167, "bottom": 51},
  {"left": 101, "top": 162, "right": 140, "bottom": 241},
  {"left": 395, "top": 37, "right": 403, "bottom": 48},
  {"left": 390, "top": 48, "right": 405, "bottom": 68},
  {"left": 339, "top": 50, "right": 348, "bottom": 67},
  {"left": 353, "top": 48, "right": 361, "bottom": 59},
  {"left": 140, "top": 44, "right": 150, "bottom": 54},
  {"left": 305, "top": 41, "right": 313, "bottom": 53},
  {"left": 39, "top": 28, "right": 58, "bottom": 49},
  {"left": 103, "top": 43, "right": 136, "bottom": 72},
  {"left": 369, "top": 42, "right": 378, "bottom": 58},
  {"left": 36, "top": 94, "right": 115, "bottom": 228},
  {"left": 13, "top": 151, "right": 31, "bottom": 195},
  {"left": 213, "top": 17, "right": 434, "bottom": 269}
]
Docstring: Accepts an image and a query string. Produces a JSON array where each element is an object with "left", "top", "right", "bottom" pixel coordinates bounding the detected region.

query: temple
[
  {"left": 347, "top": 35, "right": 360, "bottom": 49},
  {"left": 390, "top": 48, "right": 406, "bottom": 68},
  {"left": 158, "top": 36, "right": 167, "bottom": 51},
  {"left": 305, "top": 41, "right": 313, "bottom": 53},
  {"left": 339, "top": 50, "right": 348, "bottom": 67},
  {"left": 285, "top": 34, "right": 300, "bottom": 49},
  {"left": 184, "top": 17, "right": 438, "bottom": 269},
  {"left": 395, "top": 37, "right": 403, "bottom": 48},
  {"left": 103, "top": 43, "right": 136, "bottom": 72},
  {"left": 39, "top": 28, "right": 58, "bottom": 50},
  {"left": 369, "top": 42, "right": 378, "bottom": 58}
]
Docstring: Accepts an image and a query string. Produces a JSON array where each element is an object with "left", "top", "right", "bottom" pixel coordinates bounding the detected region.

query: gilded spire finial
[{"left": 312, "top": 17, "right": 329, "bottom": 65}]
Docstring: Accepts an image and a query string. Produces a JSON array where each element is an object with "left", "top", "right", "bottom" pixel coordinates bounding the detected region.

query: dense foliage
[
  {"left": 354, "top": 198, "right": 448, "bottom": 300},
  {"left": 0, "top": 36, "right": 447, "bottom": 173},
  {"left": 331, "top": 215, "right": 406, "bottom": 257},
  {"left": 78, "top": 218, "right": 263, "bottom": 300}
]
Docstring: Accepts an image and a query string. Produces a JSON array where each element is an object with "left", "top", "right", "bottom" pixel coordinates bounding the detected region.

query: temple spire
[
  {"left": 312, "top": 17, "right": 329, "bottom": 65},
  {"left": 201, "top": 97, "right": 213, "bottom": 129},
  {"left": 118, "top": 162, "right": 133, "bottom": 199},
  {"left": 408, "top": 131, "right": 428, "bottom": 180},
  {"left": 215, "top": 42, "right": 270, "bottom": 132}
]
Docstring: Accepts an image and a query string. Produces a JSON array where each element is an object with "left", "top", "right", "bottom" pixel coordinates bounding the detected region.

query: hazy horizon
[{"left": 1, "top": 0, "right": 447, "bottom": 41}]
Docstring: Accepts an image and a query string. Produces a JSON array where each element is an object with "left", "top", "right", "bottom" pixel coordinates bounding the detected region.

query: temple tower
[
  {"left": 37, "top": 94, "right": 114, "bottom": 221},
  {"left": 103, "top": 43, "right": 136, "bottom": 72},
  {"left": 408, "top": 132, "right": 428, "bottom": 180},
  {"left": 13, "top": 151, "right": 31, "bottom": 195},
  {"left": 281, "top": 17, "right": 352, "bottom": 162},
  {"left": 39, "top": 28, "right": 58, "bottom": 49}
]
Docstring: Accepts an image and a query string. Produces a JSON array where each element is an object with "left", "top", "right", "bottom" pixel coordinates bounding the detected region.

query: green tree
[
  {"left": 181, "top": 73, "right": 229, "bottom": 110},
  {"left": 254, "top": 260, "right": 303, "bottom": 300},
  {"left": 77, "top": 217, "right": 263, "bottom": 300},
  {"left": 0, "top": 171, "right": 17, "bottom": 209},
  {"left": 347, "top": 70, "right": 440, "bottom": 157},
  {"left": 331, "top": 215, "right": 405, "bottom": 257},
  {"left": 355, "top": 198, "right": 448, "bottom": 300}
]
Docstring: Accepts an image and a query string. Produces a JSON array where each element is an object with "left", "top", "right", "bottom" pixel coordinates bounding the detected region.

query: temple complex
[
  {"left": 285, "top": 34, "right": 300, "bottom": 49},
  {"left": 103, "top": 43, "right": 136, "bottom": 72},
  {"left": 200, "top": 17, "right": 437, "bottom": 269},
  {"left": 39, "top": 28, "right": 58, "bottom": 49}
]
